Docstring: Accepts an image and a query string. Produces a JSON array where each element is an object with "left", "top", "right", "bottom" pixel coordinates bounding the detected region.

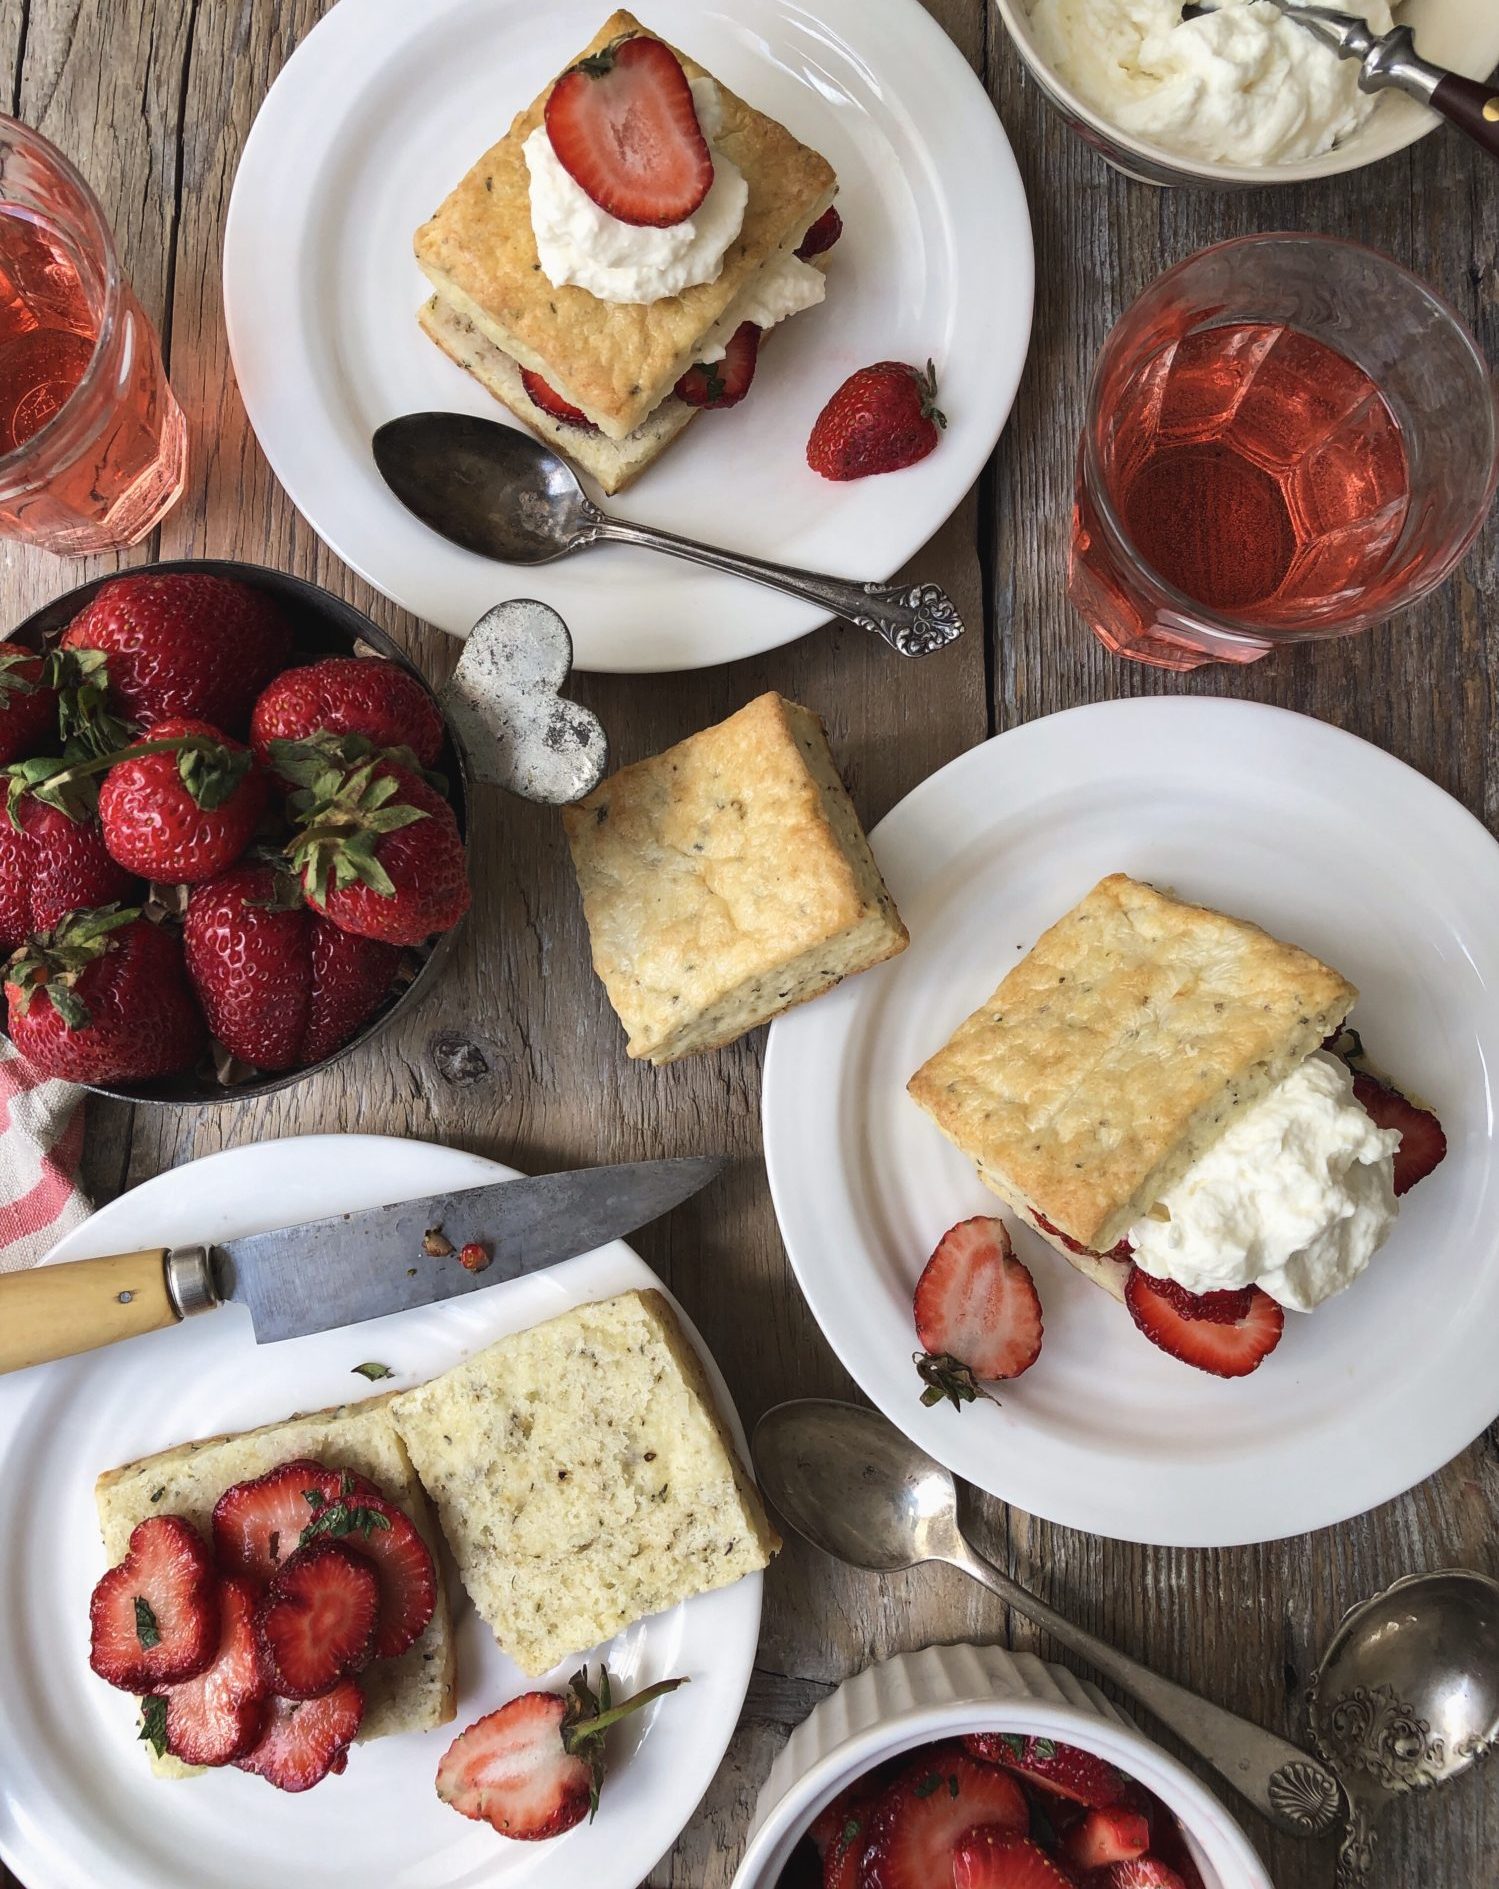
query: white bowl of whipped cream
[{"left": 996, "top": 0, "right": 1499, "bottom": 185}]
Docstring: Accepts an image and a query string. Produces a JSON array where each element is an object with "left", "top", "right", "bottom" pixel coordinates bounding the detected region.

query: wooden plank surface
[{"left": 1, "top": 1, "right": 1495, "bottom": 1885}]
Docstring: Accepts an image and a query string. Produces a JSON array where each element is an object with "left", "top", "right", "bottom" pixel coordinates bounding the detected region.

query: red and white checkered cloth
[{"left": 0, "top": 1038, "right": 88, "bottom": 1273}]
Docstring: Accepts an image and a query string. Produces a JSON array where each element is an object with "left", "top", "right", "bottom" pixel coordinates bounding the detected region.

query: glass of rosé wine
[
  {"left": 0, "top": 117, "right": 186, "bottom": 555},
  {"left": 1070, "top": 234, "right": 1499, "bottom": 671}
]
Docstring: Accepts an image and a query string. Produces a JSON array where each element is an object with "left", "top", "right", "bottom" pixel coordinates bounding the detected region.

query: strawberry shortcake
[{"left": 414, "top": 10, "right": 838, "bottom": 492}]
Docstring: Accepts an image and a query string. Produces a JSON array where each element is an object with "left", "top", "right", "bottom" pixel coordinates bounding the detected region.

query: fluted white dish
[{"left": 732, "top": 1643, "right": 1274, "bottom": 1889}]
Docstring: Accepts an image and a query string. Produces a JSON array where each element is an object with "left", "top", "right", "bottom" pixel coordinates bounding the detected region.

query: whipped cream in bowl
[
  {"left": 524, "top": 76, "right": 749, "bottom": 305},
  {"left": 1129, "top": 1051, "right": 1401, "bottom": 1312}
]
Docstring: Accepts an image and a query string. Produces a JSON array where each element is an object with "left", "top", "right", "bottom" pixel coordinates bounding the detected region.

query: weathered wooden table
[{"left": 2, "top": 2, "right": 1496, "bottom": 1884}]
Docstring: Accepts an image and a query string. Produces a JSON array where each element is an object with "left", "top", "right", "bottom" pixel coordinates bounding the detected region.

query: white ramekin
[
  {"left": 993, "top": 0, "right": 1499, "bottom": 188},
  {"left": 731, "top": 1644, "right": 1276, "bottom": 1889}
]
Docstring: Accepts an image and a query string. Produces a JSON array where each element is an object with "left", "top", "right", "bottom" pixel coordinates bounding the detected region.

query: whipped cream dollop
[
  {"left": 696, "top": 248, "right": 826, "bottom": 361},
  {"left": 1024, "top": 0, "right": 1395, "bottom": 167},
  {"left": 1129, "top": 1052, "right": 1400, "bottom": 1312},
  {"left": 524, "top": 76, "right": 749, "bottom": 305}
]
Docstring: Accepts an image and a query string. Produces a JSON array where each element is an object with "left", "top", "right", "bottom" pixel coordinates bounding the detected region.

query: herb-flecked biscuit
[
  {"left": 389, "top": 1289, "right": 778, "bottom": 1676},
  {"left": 563, "top": 692, "right": 908, "bottom": 1063},
  {"left": 94, "top": 1394, "right": 456, "bottom": 1776},
  {"left": 907, "top": 874, "right": 1356, "bottom": 1256},
  {"left": 413, "top": 10, "right": 836, "bottom": 439}
]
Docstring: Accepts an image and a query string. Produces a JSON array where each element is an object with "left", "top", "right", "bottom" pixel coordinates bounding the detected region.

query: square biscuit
[
  {"left": 562, "top": 692, "right": 909, "bottom": 1063},
  {"left": 907, "top": 874, "right": 1356, "bottom": 1254},
  {"left": 389, "top": 1289, "right": 779, "bottom": 1677},
  {"left": 95, "top": 1395, "right": 457, "bottom": 1775},
  {"left": 414, "top": 10, "right": 836, "bottom": 439}
]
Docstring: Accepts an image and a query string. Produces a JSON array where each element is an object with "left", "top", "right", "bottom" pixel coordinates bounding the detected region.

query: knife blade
[
  {"left": 0, "top": 1156, "right": 726, "bottom": 1372},
  {"left": 217, "top": 1156, "right": 726, "bottom": 1342}
]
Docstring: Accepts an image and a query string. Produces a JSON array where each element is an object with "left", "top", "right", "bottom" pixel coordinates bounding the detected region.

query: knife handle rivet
[{"left": 117, "top": 1290, "right": 134, "bottom": 1304}]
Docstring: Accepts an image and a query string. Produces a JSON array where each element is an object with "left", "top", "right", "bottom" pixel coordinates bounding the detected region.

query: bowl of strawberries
[{"left": 0, "top": 560, "right": 470, "bottom": 1102}]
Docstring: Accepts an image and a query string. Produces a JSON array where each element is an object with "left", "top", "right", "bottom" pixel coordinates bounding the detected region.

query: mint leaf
[
  {"left": 134, "top": 1596, "right": 161, "bottom": 1649},
  {"left": 351, "top": 1361, "right": 393, "bottom": 1381},
  {"left": 138, "top": 1696, "right": 168, "bottom": 1757}
]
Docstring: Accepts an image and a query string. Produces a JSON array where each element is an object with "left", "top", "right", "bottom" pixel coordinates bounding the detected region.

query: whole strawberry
[
  {"left": 61, "top": 573, "right": 293, "bottom": 736},
  {"left": 5, "top": 906, "right": 206, "bottom": 1083},
  {"left": 806, "top": 360, "right": 946, "bottom": 482},
  {"left": 251, "top": 656, "right": 446, "bottom": 770},
  {"left": 182, "top": 864, "right": 401, "bottom": 1071},
  {"left": 282, "top": 747, "right": 469, "bottom": 946},
  {"left": 0, "top": 642, "right": 59, "bottom": 764},
  {"left": 0, "top": 791, "right": 138, "bottom": 951},
  {"left": 98, "top": 717, "right": 269, "bottom": 885}
]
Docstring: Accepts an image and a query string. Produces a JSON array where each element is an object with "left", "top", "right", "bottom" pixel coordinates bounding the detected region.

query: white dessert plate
[
  {"left": 222, "top": 0, "right": 1032, "bottom": 673},
  {"left": 0, "top": 1135, "right": 762, "bottom": 1889},
  {"left": 762, "top": 698, "right": 1499, "bottom": 1547}
]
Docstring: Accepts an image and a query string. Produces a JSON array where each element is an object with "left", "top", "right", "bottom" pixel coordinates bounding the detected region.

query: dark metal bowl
[{"left": 4, "top": 558, "right": 468, "bottom": 1106}]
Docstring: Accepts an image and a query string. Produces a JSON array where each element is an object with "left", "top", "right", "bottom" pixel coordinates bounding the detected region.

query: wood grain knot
[{"left": 429, "top": 1033, "right": 492, "bottom": 1085}]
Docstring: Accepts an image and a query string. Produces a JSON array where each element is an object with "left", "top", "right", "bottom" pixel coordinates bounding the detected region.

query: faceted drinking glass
[
  {"left": 0, "top": 117, "right": 186, "bottom": 555},
  {"left": 1070, "top": 234, "right": 1499, "bottom": 670}
]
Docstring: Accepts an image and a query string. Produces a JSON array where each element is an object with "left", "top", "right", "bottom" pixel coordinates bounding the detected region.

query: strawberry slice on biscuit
[{"left": 545, "top": 34, "right": 713, "bottom": 228}]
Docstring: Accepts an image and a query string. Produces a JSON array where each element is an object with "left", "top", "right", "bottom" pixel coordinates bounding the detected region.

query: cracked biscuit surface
[
  {"left": 907, "top": 874, "right": 1356, "bottom": 1254},
  {"left": 563, "top": 692, "right": 908, "bottom": 1062}
]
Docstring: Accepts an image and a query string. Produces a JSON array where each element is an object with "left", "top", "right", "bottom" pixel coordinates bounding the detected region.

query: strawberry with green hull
[
  {"left": 913, "top": 1217, "right": 1043, "bottom": 1411},
  {"left": 146, "top": 1576, "right": 269, "bottom": 1767},
  {"left": 88, "top": 1515, "right": 220, "bottom": 1692},
  {"left": 60, "top": 573, "right": 293, "bottom": 736},
  {"left": 96, "top": 717, "right": 269, "bottom": 885},
  {"left": 808, "top": 361, "right": 946, "bottom": 482},
  {"left": 675, "top": 323, "right": 761, "bottom": 410},
  {"left": 0, "top": 788, "right": 137, "bottom": 951},
  {"left": 437, "top": 1666, "right": 687, "bottom": 1840},
  {"left": 0, "top": 641, "right": 59, "bottom": 763},
  {"left": 279, "top": 742, "right": 470, "bottom": 946},
  {"left": 5, "top": 906, "right": 206, "bottom": 1083},
  {"left": 545, "top": 34, "right": 713, "bottom": 228},
  {"left": 236, "top": 1681, "right": 365, "bottom": 1792},
  {"left": 182, "top": 865, "right": 402, "bottom": 1071},
  {"left": 250, "top": 656, "right": 446, "bottom": 771}
]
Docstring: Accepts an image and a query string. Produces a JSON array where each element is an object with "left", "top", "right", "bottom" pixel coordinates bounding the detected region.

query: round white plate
[
  {"left": 0, "top": 1135, "right": 761, "bottom": 1889},
  {"left": 222, "top": 0, "right": 1032, "bottom": 673},
  {"left": 762, "top": 698, "right": 1499, "bottom": 1547}
]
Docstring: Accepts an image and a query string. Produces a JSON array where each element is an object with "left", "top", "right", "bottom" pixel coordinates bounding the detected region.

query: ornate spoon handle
[
  {"left": 947, "top": 1535, "right": 1344, "bottom": 1838},
  {"left": 587, "top": 512, "right": 966, "bottom": 657},
  {"left": 1335, "top": 1798, "right": 1377, "bottom": 1888}
]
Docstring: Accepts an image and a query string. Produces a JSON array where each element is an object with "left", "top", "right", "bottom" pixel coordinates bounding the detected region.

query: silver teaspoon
[
  {"left": 371, "top": 412, "right": 965, "bottom": 658},
  {"left": 1307, "top": 1568, "right": 1499, "bottom": 1887},
  {"left": 751, "top": 1398, "right": 1343, "bottom": 1838}
]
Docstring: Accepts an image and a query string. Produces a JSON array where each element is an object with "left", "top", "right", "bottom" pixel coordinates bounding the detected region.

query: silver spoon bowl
[
  {"left": 752, "top": 1398, "right": 1343, "bottom": 1838},
  {"left": 371, "top": 412, "right": 966, "bottom": 658},
  {"left": 1308, "top": 1567, "right": 1499, "bottom": 1886}
]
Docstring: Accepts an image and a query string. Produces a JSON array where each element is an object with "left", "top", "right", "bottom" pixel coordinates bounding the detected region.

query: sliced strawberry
[
  {"left": 952, "top": 1829, "right": 1075, "bottom": 1889},
  {"left": 255, "top": 1541, "right": 379, "bottom": 1698},
  {"left": 675, "top": 322, "right": 761, "bottom": 410},
  {"left": 1124, "top": 1269, "right": 1285, "bottom": 1378},
  {"left": 312, "top": 1482, "right": 436, "bottom": 1660},
  {"left": 89, "top": 1515, "right": 219, "bottom": 1692},
  {"left": 545, "top": 34, "right": 713, "bottom": 228},
  {"left": 520, "top": 369, "right": 599, "bottom": 432},
  {"left": 913, "top": 1218, "right": 1043, "bottom": 1409},
  {"left": 151, "top": 1577, "right": 268, "bottom": 1767},
  {"left": 212, "top": 1459, "right": 344, "bottom": 1589},
  {"left": 796, "top": 206, "right": 843, "bottom": 260},
  {"left": 811, "top": 1772, "right": 887, "bottom": 1887},
  {"left": 1352, "top": 1073, "right": 1447, "bottom": 1196},
  {"left": 1062, "top": 1806, "right": 1151, "bottom": 1869},
  {"left": 964, "top": 1735, "right": 1126, "bottom": 1809},
  {"left": 858, "top": 1745, "right": 1028, "bottom": 1889},
  {"left": 1106, "top": 1862, "right": 1188, "bottom": 1889},
  {"left": 1032, "top": 1210, "right": 1132, "bottom": 1264},
  {"left": 236, "top": 1680, "right": 364, "bottom": 1792},
  {"left": 437, "top": 1666, "right": 685, "bottom": 1840}
]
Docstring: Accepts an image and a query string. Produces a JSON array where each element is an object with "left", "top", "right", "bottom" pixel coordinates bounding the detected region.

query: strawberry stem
[{"left": 566, "top": 1673, "right": 688, "bottom": 1744}]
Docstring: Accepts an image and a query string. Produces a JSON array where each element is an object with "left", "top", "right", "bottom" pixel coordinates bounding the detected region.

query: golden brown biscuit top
[
  {"left": 907, "top": 874, "right": 1357, "bottom": 1251},
  {"left": 414, "top": 10, "right": 836, "bottom": 434}
]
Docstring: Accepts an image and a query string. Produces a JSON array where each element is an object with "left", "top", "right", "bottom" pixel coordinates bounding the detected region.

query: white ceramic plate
[
  {"left": 222, "top": 0, "right": 1032, "bottom": 673},
  {"left": 0, "top": 1136, "right": 761, "bottom": 1889},
  {"left": 762, "top": 698, "right": 1499, "bottom": 1547}
]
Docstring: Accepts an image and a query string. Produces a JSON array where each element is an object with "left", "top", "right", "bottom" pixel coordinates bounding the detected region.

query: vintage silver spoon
[
  {"left": 752, "top": 1398, "right": 1343, "bottom": 1838},
  {"left": 1307, "top": 1568, "right": 1499, "bottom": 1886},
  {"left": 371, "top": 412, "right": 965, "bottom": 658}
]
